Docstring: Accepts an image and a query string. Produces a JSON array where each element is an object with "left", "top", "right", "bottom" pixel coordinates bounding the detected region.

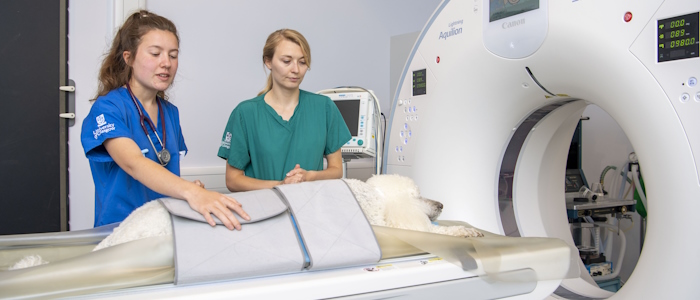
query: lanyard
[{"left": 126, "top": 84, "right": 171, "bottom": 166}]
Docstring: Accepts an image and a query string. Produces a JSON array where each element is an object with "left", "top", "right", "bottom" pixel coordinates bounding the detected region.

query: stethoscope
[{"left": 126, "top": 83, "right": 171, "bottom": 166}]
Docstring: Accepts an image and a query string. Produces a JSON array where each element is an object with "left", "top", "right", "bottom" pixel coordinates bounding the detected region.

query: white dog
[{"left": 345, "top": 174, "right": 483, "bottom": 238}]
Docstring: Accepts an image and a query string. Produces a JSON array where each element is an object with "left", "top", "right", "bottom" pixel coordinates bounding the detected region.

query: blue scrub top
[
  {"left": 218, "top": 90, "right": 351, "bottom": 181},
  {"left": 81, "top": 87, "right": 187, "bottom": 227}
]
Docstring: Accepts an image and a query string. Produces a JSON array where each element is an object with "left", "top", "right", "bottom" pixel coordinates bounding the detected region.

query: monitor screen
[
  {"left": 489, "top": 0, "right": 540, "bottom": 22},
  {"left": 333, "top": 100, "right": 360, "bottom": 136},
  {"left": 565, "top": 170, "right": 586, "bottom": 193}
]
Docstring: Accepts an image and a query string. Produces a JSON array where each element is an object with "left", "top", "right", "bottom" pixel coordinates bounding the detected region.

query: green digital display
[
  {"left": 658, "top": 12, "right": 699, "bottom": 62},
  {"left": 413, "top": 69, "right": 426, "bottom": 96}
]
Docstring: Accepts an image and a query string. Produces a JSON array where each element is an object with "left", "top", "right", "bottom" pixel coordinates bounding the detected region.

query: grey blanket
[{"left": 159, "top": 179, "right": 381, "bottom": 285}]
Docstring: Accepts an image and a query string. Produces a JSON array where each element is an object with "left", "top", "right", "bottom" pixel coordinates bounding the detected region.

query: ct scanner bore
[{"left": 384, "top": 0, "right": 700, "bottom": 298}]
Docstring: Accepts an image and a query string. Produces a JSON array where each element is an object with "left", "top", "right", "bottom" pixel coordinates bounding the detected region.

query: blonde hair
[
  {"left": 95, "top": 10, "right": 179, "bottom": 100},
  {"left": 257, "top": 29, "right": 311, "bottom": 96}
]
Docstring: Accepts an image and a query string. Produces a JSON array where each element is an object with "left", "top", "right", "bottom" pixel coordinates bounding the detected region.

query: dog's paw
[
  {"left": 458, "top": 227, "right": 484, "bottom": 238},
  {"left": 431, "top": 225, "right": 484, "bottom": 237}
]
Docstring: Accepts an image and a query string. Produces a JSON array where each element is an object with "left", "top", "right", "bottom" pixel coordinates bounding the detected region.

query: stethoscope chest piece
[{"left": 157, "top": 149, "right": 171, "bottom": 166}]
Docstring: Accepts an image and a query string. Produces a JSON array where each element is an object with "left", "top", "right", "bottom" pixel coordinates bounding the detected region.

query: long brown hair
[
  {"left": 257, "top": 29, "right": 311, "bottom": 96},
  {"left": 95, "top": 10, "right": 179, "bottom": 100}
]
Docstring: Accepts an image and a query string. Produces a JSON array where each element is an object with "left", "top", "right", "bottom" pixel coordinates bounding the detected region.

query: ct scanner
[
  {"left": 384, "top": 0, "right": 699, "bottom": 298},
  {"left": 1, "top": 0, "right": 698, "bottom": 299}
]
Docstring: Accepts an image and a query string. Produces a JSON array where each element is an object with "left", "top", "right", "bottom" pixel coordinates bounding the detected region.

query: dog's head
[
  {"left": 366, "top": 174, "right": 444, "bottom": 221},
  {"left": 418, "top": 197, "right": 444, "bottom": 222}
]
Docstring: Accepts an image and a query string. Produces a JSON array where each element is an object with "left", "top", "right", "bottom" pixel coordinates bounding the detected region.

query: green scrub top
[{"left": 218, "top": 90, "right": 351, "bottom": 181}]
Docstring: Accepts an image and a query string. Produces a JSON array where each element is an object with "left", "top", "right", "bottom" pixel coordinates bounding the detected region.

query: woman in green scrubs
[{"left": 218, "top": 29, "right": 351, "bottom": 192}]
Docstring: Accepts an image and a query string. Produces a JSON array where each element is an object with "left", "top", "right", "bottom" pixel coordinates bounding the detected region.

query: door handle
[{"left": 59, "top": 80, "right": 76, "bottom": 127}]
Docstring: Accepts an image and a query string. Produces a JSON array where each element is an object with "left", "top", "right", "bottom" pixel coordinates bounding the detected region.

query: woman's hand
[
  {"left": 282, "top": 150, "right": 345, "bottom": 184},
  {"left": 283, "top": 164, "right": 314, "bottom": 184},
  {"left": 185, "top": 188, "right": 250, "bottom": 231},
  {"left": 103, "top": 138, "right": 250, "bottom": 230}
]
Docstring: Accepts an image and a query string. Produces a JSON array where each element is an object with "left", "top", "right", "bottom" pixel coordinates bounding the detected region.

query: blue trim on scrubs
[{"left": 81, "top": 87, "right": 187, "bottom": 226}]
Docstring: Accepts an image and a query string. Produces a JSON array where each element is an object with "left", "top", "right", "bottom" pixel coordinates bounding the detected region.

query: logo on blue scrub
[
  {"left": 93, "top": 114, "right": 115, "bottom": 139},
  {"left": 96, "top": 114, "right": 106, "bottom": 126}
]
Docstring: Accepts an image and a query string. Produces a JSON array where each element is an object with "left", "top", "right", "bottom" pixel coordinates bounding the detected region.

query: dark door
[{"left": 0, "top": 0, "right": 68, "bottom": 234}]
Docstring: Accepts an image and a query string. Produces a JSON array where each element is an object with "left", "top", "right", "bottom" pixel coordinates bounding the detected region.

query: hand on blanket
[{"left": 187, "top": 188, "right": 250, "bottom": 231}]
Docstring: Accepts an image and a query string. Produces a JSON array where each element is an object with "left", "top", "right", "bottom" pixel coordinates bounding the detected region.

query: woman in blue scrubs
[
  {"left": 81, "top": 10, "right": 249, "bottom": 230},
  {"left": 218, "top": 29, "right": 351, "bottom": 191}
]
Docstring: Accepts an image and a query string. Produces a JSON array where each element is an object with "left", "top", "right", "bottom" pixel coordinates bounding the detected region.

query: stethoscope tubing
[{"left": 125, "top": 84, "right": 170, "bottom": 166}]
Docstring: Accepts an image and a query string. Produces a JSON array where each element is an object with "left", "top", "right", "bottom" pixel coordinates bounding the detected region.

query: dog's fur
[
  {"left": 10, "top": 174, "right": 481, "bottom": 269},
  {"left": 346, "top": 174, "right": 483, "bottom": 238},
  {"left": 93, "top": 198, "right": 172, "bottom": 251}
]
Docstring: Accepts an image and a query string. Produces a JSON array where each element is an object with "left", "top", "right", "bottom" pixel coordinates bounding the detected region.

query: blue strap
[{"left": 289, "top": 214, "right": 311, "bottom": 268}]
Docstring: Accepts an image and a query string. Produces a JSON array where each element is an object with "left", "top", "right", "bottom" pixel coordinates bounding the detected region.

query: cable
[
  {"left": 600, "top": 163, "right": 633, "bottom": 198},
  {"left": 623, "top": 181, "right": 634, "bottom": 199},
  {"left": 381, "top": 112, "right": 386, "bottom": 173},
  {"left": 618, "top": 217, "right": 634, "bottom": 234},
  {"left": 599, "top": 165, "right": 616, "bottom": 188},
  {"left": 618, "top": 162, "right": 630, "bottom": 199},
  {"left": 592, "top": 222, "right": 627, "bottom": 282}
]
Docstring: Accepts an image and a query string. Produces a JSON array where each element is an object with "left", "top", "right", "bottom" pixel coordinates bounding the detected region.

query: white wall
[
  {"left": 390, "top": 31, "right": 420, "bottom": 106},
  {"left": 150, "top": 0, "right": 441, "bottom": 168},
  {"left": 68, "top": 0, "right": 441, "bottom": 230},
  {"left": 68, "top": 0, "right": 118, "bottom": 231}
]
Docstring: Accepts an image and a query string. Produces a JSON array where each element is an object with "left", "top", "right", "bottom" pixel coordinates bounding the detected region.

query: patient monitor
[
  {"left": 321, "top": 88, "right": 379, "bottom": 159},
  {"left": 385, "top": 0, "right": 699, "bottom": 298},
  {"left": 332, "top": 93, "right": 376, "bottom": 158},
  {"left": 320, "top": 87, "right": 383, "bottom": 175}
]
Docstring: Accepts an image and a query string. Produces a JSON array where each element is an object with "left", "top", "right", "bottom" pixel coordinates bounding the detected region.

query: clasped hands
[{"left": 282, "top": 164, "right": 310, "bottom": 185}]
